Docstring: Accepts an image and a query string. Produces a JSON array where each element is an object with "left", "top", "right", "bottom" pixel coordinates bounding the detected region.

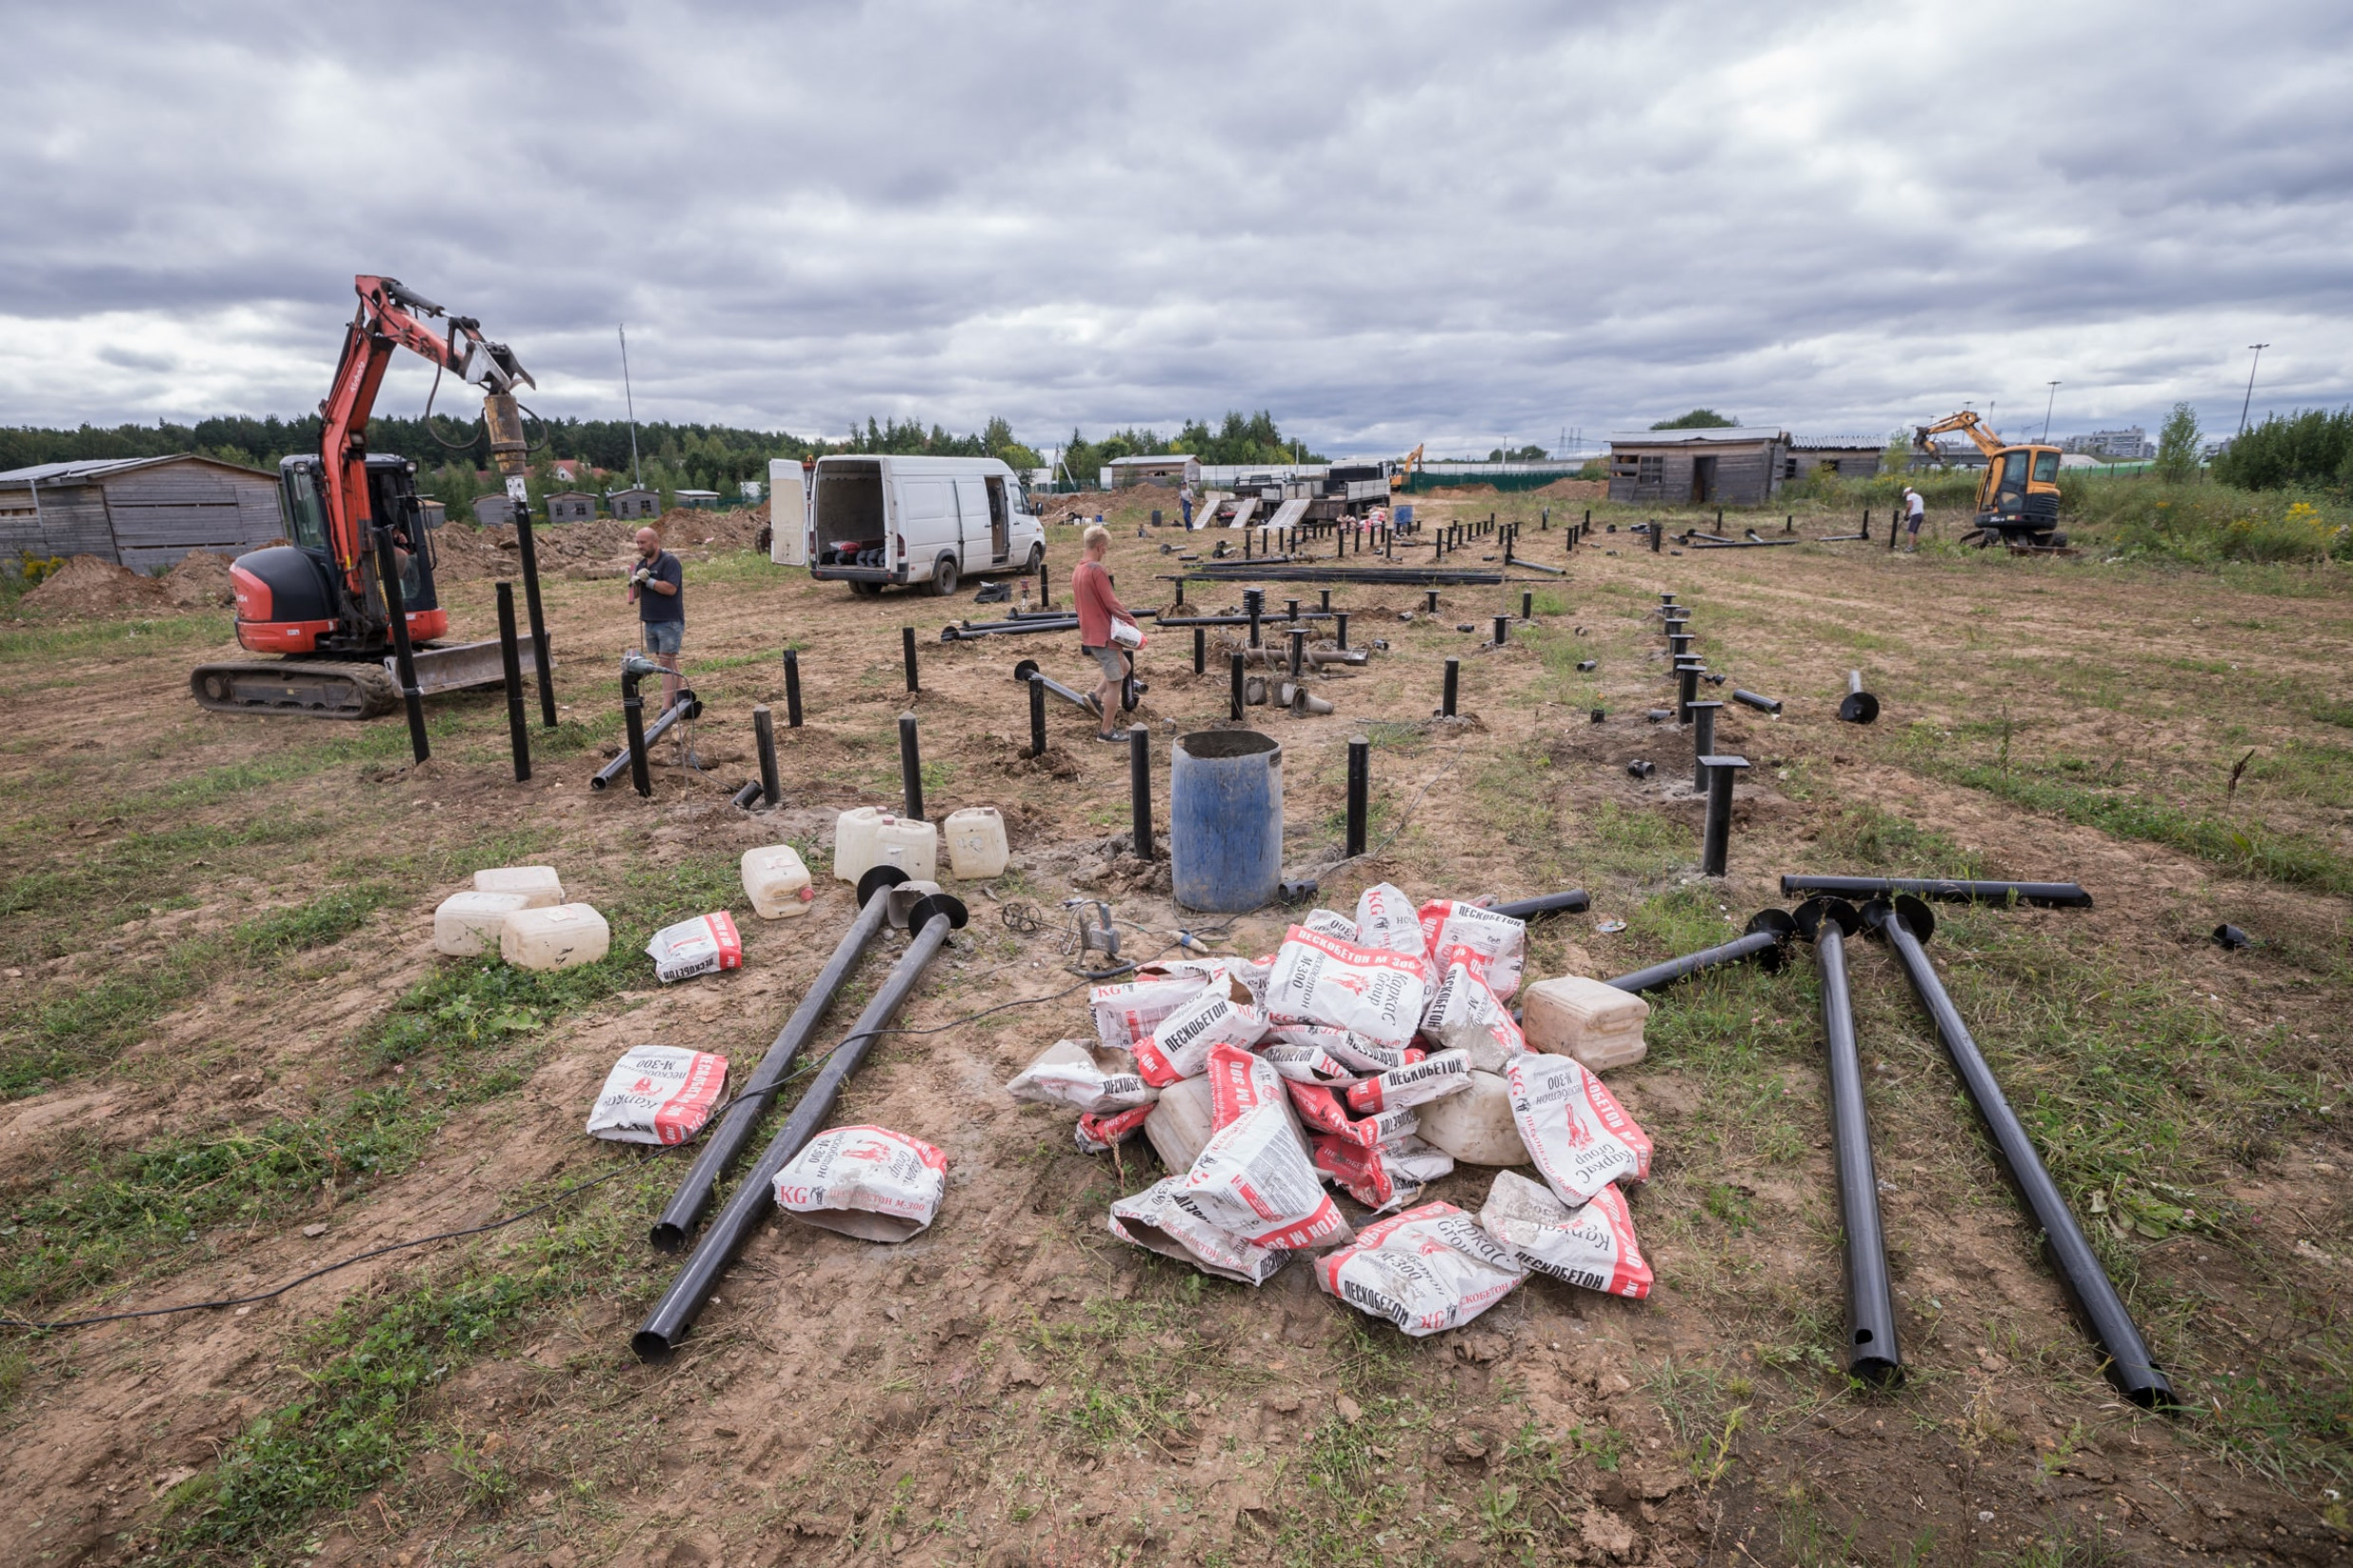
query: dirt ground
[{"left": 0, "top": 489, "right": 2346, "bottom": 1568}]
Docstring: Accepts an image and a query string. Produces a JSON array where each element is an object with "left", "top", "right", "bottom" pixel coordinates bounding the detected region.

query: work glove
[{"left": 632, "top": 566, "right": 653, "bottom": 586}]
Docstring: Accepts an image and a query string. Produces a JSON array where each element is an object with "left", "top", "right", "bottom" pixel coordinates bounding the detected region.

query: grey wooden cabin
[
  {"left": 1606, "top": 431, "right": 1789, "bottom": 507},
  {"left": 0, "top": 454, "right": 283, "bottom": 572}
]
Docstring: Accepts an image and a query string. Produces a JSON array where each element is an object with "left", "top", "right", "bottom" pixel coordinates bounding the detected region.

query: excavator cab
[{"left": 1977, "top": 446, "right": 2064, "bottom": 543}]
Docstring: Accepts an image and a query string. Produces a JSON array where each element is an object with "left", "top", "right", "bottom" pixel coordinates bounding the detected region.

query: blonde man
[{"left": 1071, "top": 524, "right": 1139, "bottom": 741}]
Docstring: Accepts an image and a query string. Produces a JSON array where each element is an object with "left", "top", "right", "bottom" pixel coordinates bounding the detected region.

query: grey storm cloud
[{"left": 4, "top": 0, "right": 2352, "bottom": 452}]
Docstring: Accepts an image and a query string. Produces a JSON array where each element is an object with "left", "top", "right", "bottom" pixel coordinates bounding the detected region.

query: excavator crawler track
[{"left": 190, "top": 660, "right": 400, "bottom": 720}]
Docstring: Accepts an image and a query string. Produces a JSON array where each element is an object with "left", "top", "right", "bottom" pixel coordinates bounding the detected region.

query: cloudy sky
[{"left": 5, "top": 0, "right": 2350, "bottom": 457}]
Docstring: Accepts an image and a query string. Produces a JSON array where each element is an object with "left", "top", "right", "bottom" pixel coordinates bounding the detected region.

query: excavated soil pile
[
  {"left": 21, "top": 555, "right": 171, "bottom": 618},
  {"left": 431, "top": 506, "right": 768, "bottom": 582},
  {"left": 163, "top": 549, "right": 235, "bottom": 607}
]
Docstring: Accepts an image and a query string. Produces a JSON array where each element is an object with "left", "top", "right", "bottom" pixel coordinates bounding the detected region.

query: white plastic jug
[
  {"left": 434, "top": 890, "right": 529, "bottom": 957},
  {"left": 1417, "top": 1069, "right": 1528, "bottom": 1165},
  {"left": 501, "top": 903, "right": 610, "bottom": 971},
  {"left": 473, "top": 865, "right": 564, "bottom": 907},
  {"left": 1522, "top": 975, "right": 1651, "bottom": 1071},
  {"left": 943, "top": 806, "right": 1010, "bottom": 879},
  {"left": 872, "top": 817, "right": 939, "bottom": 882},
  {"left": 831, "top": 807, "right": 892, "bottom": 883},
  {"left": 741, "top": 844, "right": 815, "bottom": 919}
]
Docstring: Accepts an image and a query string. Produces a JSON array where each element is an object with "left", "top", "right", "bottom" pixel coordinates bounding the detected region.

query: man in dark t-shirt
[{"left": 628, "top": 526, "right": 684, "bottom": 710}]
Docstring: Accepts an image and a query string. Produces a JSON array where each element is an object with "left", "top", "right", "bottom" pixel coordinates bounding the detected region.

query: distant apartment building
[{"left": 2062, "top": 427, "right": 2152, "bottom": 459}]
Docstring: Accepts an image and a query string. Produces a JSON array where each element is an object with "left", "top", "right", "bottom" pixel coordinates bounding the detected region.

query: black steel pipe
[
  {"left": 1344, "top": 734, "right": 1369, "bottom": 857},
  {"left": 1493, "top": 615, "right": 1508, "bottom": 646},
  {"left": 902, "top": 626, "right": 920, "bottom": 692},
  {"left": 635, "top": 895, "right": 964, "bottom": 1358},
  {"left": 1732, "top": 689, "right": 1782, "bottom": 714},
  {"left": 784, "top": 649, "right": 804, "bottom": 727},
  {"left": 1335, "top": 611, "right": 1348, "bottom": 650},
  {"left": 1521, "top": 591, "right": 1532, "bottom": 620},
  {"left": 1700, "top": 754, "right": 1747, "bottom": 876},
  {"left": 1441, "top": 657, "right": 1459, "bottom": 717},
  {"left": 1246, "top": 588, "right": 1263, "bottom": 648},
  {"left": 1011, "top": 657, "right": 1092, "bottom": 711},
  {"left": 940, "top": 617, "right": 1080, "bottom": 641},
  {"left": 1783, "top": 876, "right": 2092, "bottom": 909},
  {"left": 1426, "top": 588, "right": 1439, "bottom": 613},
  {"left": 373, "top": 526, "right": 430, "bottom": 764},
  {"left": 495, "top": 581, "right": 530, "bottom": 783},
  {"left": 1839, "top": 670, "right": 1880, "bottom": 725},
  {"left": 1230, "top": 651, "right": 1245, "bottom": 721},
  {"left": 510, "top": 496, "right": 557, "bottom": 727},
  {"left": 1037, "top": 552, "right": 1050, "bottom": 608},
  {"left": 730, "top": 780, "right": 762, "bottom": 810},
  {"left": 1795, "top": 897, "right": 1903, "bottom": 1384},
  {"left": 1488, "top": 888, "right": 1592, "bottom": 921},
  {"left": 1130, "top": 728, "right": 1154, "bottom": 859},
  {"left": 1677, "top": 662, "right": 1699, "bottom": 722},
  {"left": 1194, "top": 626, "right": 1206, "bottom": 673},
  {"left": 1152, "top": 612, "right": 1334, "bottom": 628},
  {"left": 1862, "top": 897, "right": 2174, "bottom": 1406},
  {"left": 1288, "top": 627, "right": 1306, "bottom": 680},
  {"left": 1607, "top": 910, "right": 1795, "bottom": 993},
  {"left": 753, "top": 705, "right": 780, "bottom": 805},
  {"left": 1027, "top": 673, "right": 1047, "bottom": 756},
  {"left": 592, "top": 679, "right": 702, "bottom": 793},
  {"left": 1689, "top": 700, "right": 1721, "bottom": 791},
  {"left": 898, "top": 711, "right": 925, "bottom": 820}
]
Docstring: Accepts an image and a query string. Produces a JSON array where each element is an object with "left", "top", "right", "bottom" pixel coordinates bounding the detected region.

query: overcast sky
[{"left": 5, "top": 0, "right": 2350, "bottom": 457}]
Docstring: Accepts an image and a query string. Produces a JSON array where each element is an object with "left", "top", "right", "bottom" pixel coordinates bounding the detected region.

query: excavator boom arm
[{"left": 1916, "top": 410, "right": 2006, "bottom": 459}]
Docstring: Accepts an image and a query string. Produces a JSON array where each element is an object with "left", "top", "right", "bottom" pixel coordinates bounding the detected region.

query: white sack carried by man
[
  {"left": 1265, "top": 925, "right": 1430, "bottom": 1047},
  {"left": 1504, "top": 1052, "right": 1654, "bottom": 1207},
  {"left": 1477, "top": 1170, "right": 1655, "bottom": 1299},
  {"left": 1006, "top": 1040, "right": 1159, "bottom": 1115},
  {"left": 1315, "top": 1201, "right": 1527, "bottom": 1336},
  {"left": 771, "top": 1125, "right": 948, "bottom": 1242},
  {"left": 585, "top": 1045, "right": 730, "bottom": 1146},
  {"left": 1416, "top": 900, "right": 1528, "bottom": 998}
]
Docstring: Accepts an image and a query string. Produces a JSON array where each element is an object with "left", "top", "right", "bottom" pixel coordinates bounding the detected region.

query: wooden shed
[
  {"left": 1107, "top": 454, "right": 1201, "bottom": 488},
  {"left": 0, "top": 454, "right": 282, "bottom": 572},
  {"left": 472, "top": 493, "right": 516, "bottom": 526},
  {"left": 673, "top": 489, "right": 720, "bottom": 511},
  {"left": 1784, "top": 440, "right": 1883, "bottom": 482},
  {"left": 546, "top": 490, "right": 598, "bottom": 524},
  {"left": 1606, "top": 430, "right": 1788, "bottom": 507},
  {"left": 610, "top": 488, "right": 661, "bottom": 520}
]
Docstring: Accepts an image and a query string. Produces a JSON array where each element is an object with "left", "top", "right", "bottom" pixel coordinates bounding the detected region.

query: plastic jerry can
[
  {"left": 943, "top": 806, "right": 1010, "bottom": 879},
  {"left": 434, "top": 890, "right": 530, "bottom": 956},
  {"left": 872, "top": 817, "right": 939, "bottom": 882},
  {"left": 473, "top": 865, "right": 564, "bottom": 907},
  {"left": 1416, "top": 1069, "right": 1528, "bottom": 1165},
  {"left": 501, "top": 903, "right": 610, "bottom": 971},
  {"left": 831, "top": 807, "right": 892, "bottom": 883},
  {"left": 1521, "top": 974, "right": 1651, "bottom": 1071},
  {"left": 741, "top": 844, "right": 816, "bottom": 918}
]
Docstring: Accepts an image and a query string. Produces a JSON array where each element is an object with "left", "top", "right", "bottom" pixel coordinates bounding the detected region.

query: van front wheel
[{"left": 926, "top": 556, "right": 959, "bottom": 597}]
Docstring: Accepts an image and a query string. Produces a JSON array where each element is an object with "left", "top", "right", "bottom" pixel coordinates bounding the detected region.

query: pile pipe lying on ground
[
  {"left": 1691, "top": 536, "right": 1802, "bottom": 549},
  {"left": 1838, "top": 670, "right": 1880, "bottom": 724},
  {"left": 1488, "top": 888, "right": 1591, "bottom": 921},
  {"left": 939, "top": 617, "right": 1079, "bottom": 641},
  {"left": 1732, "top": 689, "right": 1783, "bottom": 714},
  {"left": 1175, "top": 566, "right": 1509, "bottom": 586},
  {"left": 591, "top": 659, "right": 702, "bottom": 793},
  {"left": 1862, "top": 897, "right": 2176, "bottom": 1408},
  {"left": 1606, "top": 909, "right": 1796, "bottom": 993},
  {"left": 729, "top": 780, "right": 762, "bottom": 810},
  {"left": 1780, "top": 875, "right": 2093, "bottom": 909},
  {"left": 1010, "top": 657, "right": 1094, "bottom": 711},
  {"left": 1796, "top": 896, "right": 1904, "bottom": 1385},
  {"left": 649, "top": 866, "right": 908, "bottom": 1251},
  {"left": 635, "top": 888, "right": 968, "bottom": 1362},
  {"left": 1152, "top": 611, "right": 1335, "bottom": 628}
]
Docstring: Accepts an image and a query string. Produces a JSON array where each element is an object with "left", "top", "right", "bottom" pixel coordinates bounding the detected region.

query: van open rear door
[{"left": 769, "top": 458, "right": 808, "bottom": 565}]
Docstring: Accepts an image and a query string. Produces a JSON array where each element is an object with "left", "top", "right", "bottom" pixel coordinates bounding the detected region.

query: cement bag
[
  {"left": 1478, "top": 1169, "right": 1654, "bottom": 1299},
  {"left": 1265, "top": 926, "right": 1430, "bottom": 1047},
  {"left": 1088, "top": 963, "right": 1222, "bottom": 1050},
  {"left": 1176, "top": 1044, "right": 1351, "bottom": 1250},
  {"left": 1108, "top": 1177, "right": 1288, "bottom": 1285},
  {"left": 1269, "top": 1023, "right": 1405, "bottom": 1075},
  {"left": 1007, "top": 1040, "right": 1158, "bottom": 1115},
  {"left": 1353, "top": 882, "right": 1426, "bottom": 962},
  {"left": 1075, "top": 1103, "right": 1154, "bottom": 1154},
  {"left": 1313, "top": 1132, "right": 1455, "bottom": 1213},
  {"left": 1420, "top": 953, "right": 1528, "bottom": 1071},
  {"left": 1255, "top": 1041, "right": 1355, "bottom": 1085},
  {"left": 1416, "top": 900, "right": 1527, "bottom": 998},
  {"left": 772, "top": 1125, "right": 947, "bottom": 1243},
  {"left": 1345, "top": 1048, "right": 1473, "bottom": 1115},
  {"left": 1134, "top": 986, "right": 1267, "bottom": 1086},
  {"left": 585, "top": 1045, "right": 731, "bottom": 1146},
  {"left": 1287, "top": 1079, "right": 1417, "bottom": 1150},
  {"left": 1314, "top": 1201, "right": 1527, "bottom": 1336},
  {"left": 1416, "top": 1069, "right": 1527, "bottom": 1166},
  {"left": 644, "top": 912, "right": 743, "bottom": 983},
  {"left": 1299, "top": 908, "right": 1360, "bottom": 943},
  {"left": 1505, "top": 1052, "right": 1654, "bottom": 1207}
]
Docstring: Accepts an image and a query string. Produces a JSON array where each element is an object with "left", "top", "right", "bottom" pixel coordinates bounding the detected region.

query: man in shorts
[
  {"left": 628, "top": 526, "right": 684, "bottom": 709},
  {"left": 1071, "top": 524, "right": 1139, "bottom": 742},
  {"left": 1903, "top": 486, "right": 1926, "bottom": 551}
]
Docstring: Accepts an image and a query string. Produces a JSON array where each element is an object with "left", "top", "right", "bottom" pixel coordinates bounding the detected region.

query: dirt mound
[
  {"left": 21, "top": 555, "right": 171, "bottom": 618},
  {"left": 431, "top": 506, "right": 769, "bottom": 582},
  {"left": 163, "top": 549, "right": 235, "bottom": 607}
]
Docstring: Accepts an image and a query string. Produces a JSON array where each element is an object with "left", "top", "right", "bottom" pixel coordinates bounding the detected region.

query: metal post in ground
[
  {"left": 1345, "top": 734, "right": 1369, "bottom": 856},
  {"left": 1174, "top": 577, "right": 1184, "bottom": 608},
  {"left": 495, "top": 581, "right": 529, "bottom": 782},
  {"left": 1247, "top": 588, "right": 1263, "bottom": 648},
  {"left": 1038, "top": 552, "right": 1051, "bottom": 608},
  {"left": 1335, "top": 611, "right": 1348, "bottom": 650},
  {"left": 1687, "top": 700, "right": 1722, "bottom": 790},
  {"left": 753, "top": 705, "right": 780, "bottom": 805},
  {"left": 898, "top": 711, "right": 924, "bottom": 819},
  {"left": 1441, "top": 657, "right": 1459, "bottom": 718},
  {"left": 1024, "top": 673, "right": 1049, "bottom": 757},
  {"left": 1425, "top": 588, "right": 1438, "bottom": 614},
  {"left": 1651, "top": 517, "right": 1662, "bottom": 552},
  {"left": 902, "top": 626, "right": 920, "bottom": 693},
  {"left": 374, "top": 525, "right": 430, "bottom": 764},
  {"left": 510, "top": 498, "right": 557, "bottom": 727},
  {"left": 1521, "top": 591, "right": 1532, "bottom": 620},
  {"left": 1677, "top": 659, "right": 1701, "bottom": 722},
  {"left": 1493, "top": 614, "right": 1508, "bottom": 646},
  {"left": 1320, "top": 588, "right": 1331, "bottom": 612},
  {"left": 1230, "top": 651, "right": 1245, "bottom": 722},
  {"left": 621, "top": 663, "right": 652, "bottom": 798},
  {"left": 1288, "top": 627, "right": 1306, "bottom": 681},
  {"left": 1194, "top": 626, "right": 1206, "bottom": 674},
  {"left": 1699, "top": 754, "right": 1748, "bottom": 876},
  {"left": 1129, "top": 728, "right": 1154, "bottom": 859},
  {"left": 784, "top": 648, "right": 804, "bottom": 727}
]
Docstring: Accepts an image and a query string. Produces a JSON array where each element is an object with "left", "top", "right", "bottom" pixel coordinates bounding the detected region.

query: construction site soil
[{"left": 0, "top": 489, "right": 2346, "bottom": 1568}]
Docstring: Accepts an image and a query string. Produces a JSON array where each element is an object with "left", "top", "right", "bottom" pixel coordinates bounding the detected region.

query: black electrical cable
[{"left": 417, "top": 359, "right": 488, "bottom": 453}]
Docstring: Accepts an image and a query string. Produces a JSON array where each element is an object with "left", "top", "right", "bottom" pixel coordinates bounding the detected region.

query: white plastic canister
[
  {"left": 831, "top": 807, "right": 892, "bottom": 882},
  {"left": 872, "top": 818, "right": 939, "bottom": 882},
  {"left": 501, "top": 903, "right": 611, "bottom": 970},
  {"left": 1521, "top": 975, "right": 1651, "bottom": 1071},
  {"left": 434, "top": 890, "right": 530, "bottom": 956},
  {"left": 741, "top": 844, "right": 816, "bottom": 919},
  {"left": 943, "top": 806, "right": 1010, "bottom": 879},
  {"left": 473, "top": 865, "right": 564, "bottom": 906}
]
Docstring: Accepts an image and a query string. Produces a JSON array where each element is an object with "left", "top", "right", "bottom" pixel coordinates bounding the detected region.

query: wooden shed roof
[{"left": 0, "top": 453, "right": 275, "bottom": 488}]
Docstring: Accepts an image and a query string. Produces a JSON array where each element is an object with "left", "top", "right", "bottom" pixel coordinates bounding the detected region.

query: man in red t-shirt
[{"left": 1071, "top": 525, "right": 1139, "bottom": 741}]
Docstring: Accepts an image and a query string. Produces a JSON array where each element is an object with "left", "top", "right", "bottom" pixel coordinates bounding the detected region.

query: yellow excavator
[
  {"left": 1914, "top": 411, "right": 2066, "bottom": 547},
  {"left": 1388, "top": 444, "right": 1424, "bottom": 492}
]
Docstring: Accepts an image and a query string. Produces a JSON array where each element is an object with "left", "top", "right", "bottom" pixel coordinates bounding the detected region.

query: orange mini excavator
[{"left": 192, "top": 275, "right": 539, "bottom": 718}]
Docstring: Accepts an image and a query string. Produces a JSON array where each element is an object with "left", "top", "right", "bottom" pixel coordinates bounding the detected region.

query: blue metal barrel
[
  {"left": 1170, "top": 729, "right": 1283, "bottom": 913},
  {"left": 1396, "top": 504, "right": 1415, "bottom": 526}
]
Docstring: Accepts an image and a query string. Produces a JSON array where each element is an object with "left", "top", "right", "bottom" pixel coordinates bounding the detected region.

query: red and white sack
[
  {"left": 644, "top": 912, "right": 743, "bottom": 983},
  {"left": 1354, "top": 882, "right": 1427, "bottom": 963},
  {"left": 585, "top": 1045, "right": 730, "bottom": 1146},
  {"left": 1477, "top": 1170, "right": 1654, "bottom": 1299},
  {"left": 1345, "top": 1047, "right": 1473, "bottom": 1115},
  {"left": 1417, "top": 900, "right": 1527, "bottom": 998},
  {"left": 771, "top": 1125, "right": 947, "bottom": 1242},
  {"left": 1088, "top": 967, "right": 1214, "bottom": 1051},
  {"left": 1315, "top": 1201, "right": 1528, "bottom": 1336},
  {"left": 1075, "top": 1103, "right": 1154, "bottom": 1153},
  {"left": 1265, "top": 926, "right": 1430, "bottom": 1047},
  {"left": 1287, "top": 1079, "right": 1417, "bottom": 1150},
  {"left": 1175, "top": 1044, "right": 1350, "bottom": 1249},
  {"left": 1299, "top": 908, "right": 1360, "bottom": 943},
  {"left": 1255, "top": 1041, "right": 1355, "bottom": 1084},
  {"left": 1007, "top": 1040, "right": 1158, "bottom": 1114},
  {"left": 1505, "top": 1052, "right": 1654, "bottom": 1206},
  {"left": 1135, "top": 986, "right": 1267, "bottom": 1085},
  {"left": 1108, "top": 1177, "right": 1288, "bottom": 1284},
  {"left": 1269, "top": 1022, "right": 1406, "bottom": 1076},
  {"left": 1420, "top": 954, "right": 1528, "bottom": 1071},
  {"left": 1313, "top": 1132, "right": 1456, "bottom": 1212}
]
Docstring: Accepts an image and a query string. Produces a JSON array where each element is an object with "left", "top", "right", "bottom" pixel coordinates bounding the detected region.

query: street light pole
[
  {"left": 2041, "top": 381, "right": 2061, "bottom": 445},
  {"left": 2239, "top": 343, "right": 2270, "bottom": 434}
]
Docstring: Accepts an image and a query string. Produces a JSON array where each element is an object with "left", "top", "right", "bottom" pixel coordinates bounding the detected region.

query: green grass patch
[{"left": 0, "top": 612, "right": 234, "bottom": 662}]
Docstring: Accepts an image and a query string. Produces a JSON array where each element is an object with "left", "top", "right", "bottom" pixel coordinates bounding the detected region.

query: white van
[{"left": 770, "top": 455, "right": 1044, "bottom": 597}]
